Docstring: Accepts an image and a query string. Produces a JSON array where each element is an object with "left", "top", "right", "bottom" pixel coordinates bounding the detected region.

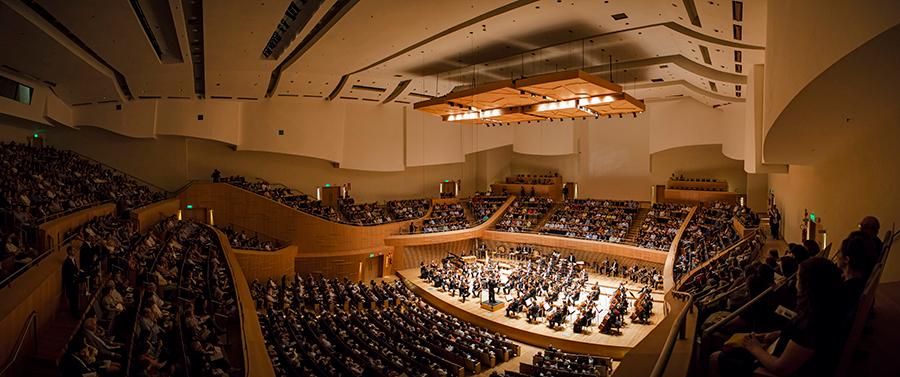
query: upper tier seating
[
  {"left": 468, "top": 192, "right": 509, "bottom": 224},
  {"left": 636, "top": 203, "right": 692, "bottom": 251},
  {"left": 539, "top": 198, "right": 639, "bottom": 244},
  {"left": 494, "top": 196, "right": 553, "bottom": 233},
  {"left": 0, "top": 142, "right": 165, "bottom": 227},
  {"left": 225, "top": 178, "right": 341, "bottom": 222}
]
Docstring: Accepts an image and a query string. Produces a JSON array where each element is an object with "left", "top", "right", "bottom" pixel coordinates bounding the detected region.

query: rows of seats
[
  {"left": 0, "top": 142, "right": 166, "bottom": 229},
  {"left": 494, "top": 196, "right": 554, "bottom": 233},
  {"left": 217, "top": 225, "right": 279, "bottom": 251},
  {"left": 224, "top": 177, "right": 341, "bottom": 222},
  {"left": 386, "top": 199, "right": 428, "bottom": 221},
  {"left": 339, "top": 198, "right": 392, "bottom": 225},
  {"left": 636, "top": 203, "right": 692, "bottom": 251},
  {"left": 674, "top": 202, "right": 742, "bottom": 281},
  {"left": 701, "top": 227, "right": 887, "bottom": 377},
  {"left": 254, "top": 274, "right": 519, "bottom": 377},
  {"left": 56, "top": 216, "right": 184, "bottom": 376},
  {"left": 468, "top": 192, "right": 509, "bottom": 224},
  {"left": 506, "top": 347, "right": 613, "bottom": 377},
  {"left": 422, "top": 202, "right": 469, "bottom": 233},
  {"left": 680, "top": 231, "right": 768, "bottom": 318},
  {"left": 538, "top": 199, "right": 638, "bottom": 243},
  {"left": 176, "top": 225, "right": 240, "bottom": 377}
]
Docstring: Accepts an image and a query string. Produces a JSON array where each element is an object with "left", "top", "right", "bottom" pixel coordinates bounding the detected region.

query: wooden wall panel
[
  {"left": 293, "top": 246, "right": 394, "bottom": 280},
  {"left": 482, "top": 231, "right": 669, "bottom": 265},
  {"left": 732, "top": 217, "right": 758, "bottom": 238},
  {"left": 233, "top": 245, "right": 297, "bottom": 284},
  {"left": 38, "top": 204, "right": 116, "bottom": 250},
  {"left": 0, "top": 242, "right": 73, "bottom": 368},
  {"left": 176, "top": 183, "right": 406, "bottom": 274},
  {"left": 130, "top": 198, "right": 181, "bottom": 233},
  {"left": 210, "top": 228, "right": 277, "bottom": 377},
  {"left": 401, "top": 239, "right": 476, "bottom": 268},
  {"left": 664, "top": 189, "right": 737, "bottom": 205}
]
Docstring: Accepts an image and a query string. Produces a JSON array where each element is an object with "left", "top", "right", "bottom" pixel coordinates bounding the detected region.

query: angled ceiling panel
[
  {"left": 0, "top": 3, "right": 119, "bottom": 105},
  {"left": 34, "top": 0, "right": 195, "bottom": 100}
]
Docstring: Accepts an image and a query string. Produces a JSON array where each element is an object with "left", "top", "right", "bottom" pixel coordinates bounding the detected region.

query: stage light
[
  {"left": 633, "top": 112, "right": 637, "bottom": 118},
  {"left": 619, "top": 113, "right": 623, "bottom": 118}
]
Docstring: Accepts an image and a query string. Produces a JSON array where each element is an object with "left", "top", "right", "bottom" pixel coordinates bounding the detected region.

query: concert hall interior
[{"left": 0, "top": 0, "right": 899, "bottom": 376}]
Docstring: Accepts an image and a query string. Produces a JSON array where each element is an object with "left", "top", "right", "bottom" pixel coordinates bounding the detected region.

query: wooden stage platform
[{"left": 397, "top": 266, "right": 665, "bottom": 360}]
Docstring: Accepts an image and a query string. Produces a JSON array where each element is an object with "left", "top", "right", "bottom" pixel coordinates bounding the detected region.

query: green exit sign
[
  {"left": 369, "top": 254, "right": 375, "bottom": 258},
  {"left": 187, "top": 205, "right": 193, "bottom": 209}
]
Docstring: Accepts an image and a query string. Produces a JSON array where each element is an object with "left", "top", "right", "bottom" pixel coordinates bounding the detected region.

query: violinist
[
  {"left": 548, "top": 305, "right": 566, "bottom": 329},
  {"left": 527, "top": 301, "right": 541, "bottom": 323}
]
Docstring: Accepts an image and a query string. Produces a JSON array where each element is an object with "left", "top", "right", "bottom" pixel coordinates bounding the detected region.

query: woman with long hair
[{"left": 710, "top": 257, "right": 844, "bottom": 376}]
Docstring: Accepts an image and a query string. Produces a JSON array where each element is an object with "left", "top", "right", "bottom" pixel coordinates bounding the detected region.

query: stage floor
[{"left": 397, "top": 260, "right": 666, "bottom": 359}]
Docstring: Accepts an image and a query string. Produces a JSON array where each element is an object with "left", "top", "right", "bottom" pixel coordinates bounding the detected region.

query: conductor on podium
[{"left": 487, "top": 277, "right": 498, "bottom": 304}]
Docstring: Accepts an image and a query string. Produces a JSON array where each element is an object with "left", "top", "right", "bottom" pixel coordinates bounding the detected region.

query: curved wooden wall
[
  {"left": 482, "top": 231, "right": 669, "bottom": 265},
  {"left": 38, "top": 203, "right": 115, "bottom": 251},
  {"left": 0, "top": 241, "right": 72, "bottom": 368},
  {"left": 383, "top": 196, "right": 515, "bottom": 247},
  {"left": 130, "top": 198, "right": 181, "bottom": 233},
  {"left": 210, "top": 227, "right": 277, "bottom": 377},
  {"left": 232, "top": 245, "right": 298, "bottom": 284},
  {"left": 662, "top": 206, "right": 698, "bottom": 291},
  {"left": 177, "top": 183, "right": 407, "bottom": 277}
]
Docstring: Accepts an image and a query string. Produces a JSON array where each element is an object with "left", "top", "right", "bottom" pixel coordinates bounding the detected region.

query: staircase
[
  {"left": 20, "top": 315, "right": 80, "bottom": 377},
  {"left": 460, "top": 198, "right": 478, "bottom": 224},
  {"left": 529, "top": 199, "right": 565, "bottom": 233},
  {"left": 624, "top": 207, "right": 651, "bottom": 243}
]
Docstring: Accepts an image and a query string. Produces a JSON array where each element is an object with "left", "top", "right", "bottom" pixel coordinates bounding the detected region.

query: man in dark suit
[
  {"left": 63, "top": 246, "right": 81, "bottom": 318},
  {"left": 80, "top": 236, "right": 102, "bottom": 290}
]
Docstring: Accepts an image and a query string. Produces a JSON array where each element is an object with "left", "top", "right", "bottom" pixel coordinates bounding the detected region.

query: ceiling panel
[
  {"left": 35, "top": 0, "right": 194, "bottom": 99},
  {"left": 204, "top": 1, "right": 292, "bottom": 98},
  {"left": 0, "top": 4, "right": 119, "bottom": 105}
]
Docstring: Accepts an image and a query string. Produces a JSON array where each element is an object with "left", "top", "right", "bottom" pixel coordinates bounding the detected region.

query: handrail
[
  {"left": 702, "top": 285, "right": 774, "bottom": 337},
  {"left": 674, "top": 229, "right": 761, "bottom": 291},
  {"left": 0, "top": 231, "right": 80, "bottom": 290},
  {"left": 663, "top": 206, "right": 698, "bottom": 291},
  {"left": 33, "top": 199, "right": 114, "bottom": 225},
  {"left": 0, "top": 310, "right": 38, "bottom": 377},
  {"left": 223, "top": 222, "right": 292, "bottom": 251},
  {"left": 650, "top": 292, "right": 694, "bottom": 377}
]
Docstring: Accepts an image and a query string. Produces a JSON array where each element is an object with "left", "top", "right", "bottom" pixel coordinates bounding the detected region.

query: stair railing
[{"left": 0, "top": 310, "right": 38, "bottom": 377}]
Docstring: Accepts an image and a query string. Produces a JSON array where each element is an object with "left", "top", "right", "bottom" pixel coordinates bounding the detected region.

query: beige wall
[
  {"left": 650, "top": 144, "right": 748, "bottom": 196},
  {"left": 768, "top": 130, "right": 900, "bottom": 283},
  {"left": 763, "top": 0, "right": 900, "bottom": 138}
]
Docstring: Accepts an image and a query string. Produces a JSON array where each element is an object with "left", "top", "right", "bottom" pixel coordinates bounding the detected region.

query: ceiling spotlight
[
  {"left": 608, "top": 115, "right": 612, "bottom": 119},
  {"left": 595, "top": 115, "right": 599, "bottom": 119},
  {"left": 619, "top": 113, "right": 623, "bottom": 118},
  {"left": 633, "top": 112, "right": 637, "bottom": 118}
]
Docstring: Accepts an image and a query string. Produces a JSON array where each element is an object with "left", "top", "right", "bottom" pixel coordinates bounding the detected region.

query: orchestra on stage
[{"left": 418, "top": 247, "right": 659, "bottom": 335}]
